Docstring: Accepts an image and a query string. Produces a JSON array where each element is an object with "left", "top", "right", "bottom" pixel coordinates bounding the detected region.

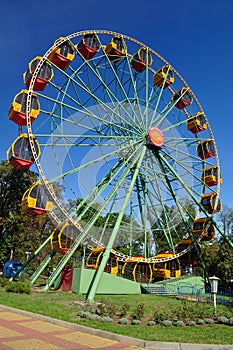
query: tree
[{"left": 0, "top": 161, "right": 38, "bottom": 264}]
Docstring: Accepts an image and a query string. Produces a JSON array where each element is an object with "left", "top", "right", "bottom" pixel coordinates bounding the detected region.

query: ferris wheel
[{"left": 8, "top": 30, "right": 223, "bottom": 287}]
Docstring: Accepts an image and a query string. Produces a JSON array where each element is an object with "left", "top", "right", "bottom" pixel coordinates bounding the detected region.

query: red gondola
[
  {"left": 186, "top": 112, "right": 207, "bottom": 134},
  {"left": 21, "top": 181, "right": 54, "bottom": 215},
  {"left": 77, "top": 33, "right": 100, "bottom": 60},
  {"left": 197, "top": 139, "right": 215, "bottom": 160},
  {"left": 153, "top": 65, "right": 174, "bottom": 89},
  {"left": 200, "top": 193, "right": 221, "bottom": 214},
  {"left": 202, "top": 166, "right": 222, "bottom": 187},
  {"left": 130, "top": 47, "right": 152, "bottom": 73},
  {"left": 172, "top": 88, "right": 192, "bottom": 109},
  {"left": 176, "top": 239, "right": 200, "bottom": 265},
  {"left": 23, "top": 56, "right": 54, "bottom": 91},
  {"left": 7, "top": 134, "right": 40, "bottom": 170},
  {"left": 105, "top": 35, "right": 126, "bottom": 62},
  {"left": 8, "top": 89, "right": 40, "bottom": 126},
  {"left": 48, "top": 37, "right": 75, "bottom": 70}
]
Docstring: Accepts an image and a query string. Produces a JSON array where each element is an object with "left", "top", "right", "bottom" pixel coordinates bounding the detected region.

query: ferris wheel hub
[{"left": 148, "top": 126, "right": 164, "bottom": 148}]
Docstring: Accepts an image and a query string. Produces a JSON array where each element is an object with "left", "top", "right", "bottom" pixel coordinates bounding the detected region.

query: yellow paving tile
[
  {"left": 20, "top": 320, "right": 67, "bottom": 333},
  {"left": 2, "top": 338, "right": 64, "bottom": 350},
  {"left": 57, "top": 331, "right": 118, "bottom": 348},
  {"left": 0, "top": 311, "right": 30, "bottom": 321},
  {"left": 0, "top": 325, "right": 23, "bottom": 338}
]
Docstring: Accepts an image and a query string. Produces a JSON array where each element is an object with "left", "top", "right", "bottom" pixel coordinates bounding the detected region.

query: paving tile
[
  {"left": 1, "top": 338, "right": 64, "bottom": 350},
  {"left": 0, "top": 325, "right": 22, "bottom": 338},
  {"left": 0, "top": 312, "right": 30, "bottom": 321},
  {"left": 20, "top": 320, "right": 67, "bottom": 333},
  {"left": 57, "top": 331, "right": 119, "bottom": 348}
]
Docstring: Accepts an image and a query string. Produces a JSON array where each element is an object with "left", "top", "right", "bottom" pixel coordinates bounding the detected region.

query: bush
[
  {"left": 217, "top": 316, "right": 229, "bottom": 325},
  {"left": 161, "top": 320, "right": 172, "bottom": 327},
  {"left": 147, "top": 320, "right": 156, "bottom": 326},
  {"left": 204, "top": 318, "right": 214, "bottom": 324},
  {"left": 0, "top": 277, "right": 9, "bottom": 287},
  {"left": 196, "top": 319, "right": 205, "bottom": 325},
  {"left": 132, "top": 319, "right": 141, "bottom": 325},
  {"left": 174, "top": 320, "right": 185, "bottom": 327},
  {"left": 118, "top": 317, "right": 129, "bottom": 325},
  {"left": 229, "top": 317, "right": 233, "bottom": 325},
  {"left": 101, "top": 316, "right": 113, "bottom": 323},
  {"left": 187, "top": 321, "right": 196, "bottom": 326},
  {"left": 120, "top": 303, "right": 130, "bottom": 316},
  {"left": 82, "top": 311, "right": 92, "bottom": 319},
  {"left": 77, "top": 310, "right": 85, "bottom": 317},
  {"left": 132, "top": 303, "right": 145, "bottom": 320},
  {"left": 5, "top": 281, "right": 31, "bottom": 294}
]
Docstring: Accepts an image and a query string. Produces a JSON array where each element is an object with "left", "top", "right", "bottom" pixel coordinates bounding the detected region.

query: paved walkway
[{"left": 0, "top": 305, "right": 232, "bottom": 350}]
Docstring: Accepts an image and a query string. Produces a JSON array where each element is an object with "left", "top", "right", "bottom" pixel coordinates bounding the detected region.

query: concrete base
[{"left": 71, "top": 268, "right": 141, "bottom": 294}]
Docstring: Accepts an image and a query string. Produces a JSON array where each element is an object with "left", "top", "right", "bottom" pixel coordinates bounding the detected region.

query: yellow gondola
[
  {"left": 8, "top": 89, "right": 40, "bottom": 126},
  {"left": 153, "top": 65, "right": 174, "bottom": 88},
  {"left": 130, "top": 47, "right": 152, "bottom": 73},
  {"left": 105, "top": 35, "right": 126, "bottom": 62},
  {"left": 186, "top": 112, "right": 207, "bottom": 134},
  {"left": 122, "top": 257, "right": 152, "bottom": 283},
  {"left": 7, "top": 134, "right": 40, "bottom": 170},
  {"left": 202, "top": 166, "right": 222, "bottom": 187},
  {"left": 200, "top": 193, "right": 222, "bottom": 214},
  {"left": 77, "top": 33, "right": 100, "bottom": 60},
  {"left": 23, "top": 56, "right": 54, "bottom": 91},
  {"left": 197, "top": 139, "right": 215, "bottom": 159},
  {"left": 48, "top": 37, "right": 75, "bottom": 70},
  {"left": 86, "top": 247, "right": 118, "bottom": 275},
  {"left": 153, "top": 252, "right": 180, "bottom": 281},
  {"left": 21, "top": 181, "right": 54, "bottom": 215},
  {"left": 50, "top": 222, "right": 80, "bottom": 254},
  {"left": 172, "top": 87, "right": 192, "bottom": 109},
  {"left": 192, "top": 218, "right": 215, "bottom": 241}
]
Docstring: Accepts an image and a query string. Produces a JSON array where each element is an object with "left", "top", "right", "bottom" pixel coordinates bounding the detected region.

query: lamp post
[{"left": 209, "top": 275, "right": 220, "bottom": 316}]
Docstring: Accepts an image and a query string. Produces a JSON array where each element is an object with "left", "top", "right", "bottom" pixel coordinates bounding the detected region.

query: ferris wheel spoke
[{"left": 73, "top": 54, "right": 144, "bottom": 130}]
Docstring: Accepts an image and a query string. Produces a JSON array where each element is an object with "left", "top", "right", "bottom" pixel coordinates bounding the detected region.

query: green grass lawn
[{"left": 0, "top": 287, "right": 232, "bottom": 345}]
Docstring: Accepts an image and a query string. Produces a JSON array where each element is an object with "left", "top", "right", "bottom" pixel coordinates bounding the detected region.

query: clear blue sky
[{"left": 0, "top": 0, "right": 232, "bottom": 209}]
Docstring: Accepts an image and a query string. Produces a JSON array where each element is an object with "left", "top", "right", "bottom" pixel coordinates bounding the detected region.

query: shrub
[
  {"left": 5, "top": 281, "right": 31, "bottom": 294},
  {"left": 204, "top": 318, "right": 214, "bottom": 324},
  {"left": 187, "top": 321, "right": 196, "bottom": 326},
  {"left": 217, "top": 316, "right": 229, "bottom": 325},
  {"left": 174, "top": 320, "right": 185, "bottom": 327},
  {"left": 118, "top": 317, "right": 129, "bottom": 325},
  {"left": 161, "top": 320, "right": 172, "bottom": 327},
  {"left": 88, "top": 313, "right": 101, "bottom": 321},
  {"left": 229, "top": 317, "right": 233, "bottom": 325},
  {"left": 147, "top": 320, "right": 156, "bottom": 326},
  {"left": 120, "top": 303, "right": 130, "bottom": 316},
  {"left": 0, "top": 277, "right": 9, "bottom": 288},
  {"left": 196, "top": 319, "right": 205, "bottom": 325},
  {"left": 152, "top": 310, "right": 167, "bottom": 323},
  {"left": 132, "top": 302, "right": 145, "bottom": 320},
  {"left": 101, "top": 316, "right": 113, "bottom": 323},
  {"left": 82, "top": 311, "right": 92, "bottom": 319},
  {"left": 77, "top": 310, "right": 85, "bottom": 317},
  {"left": 132, "top": 319, "right": 141, "bottom": 325}
]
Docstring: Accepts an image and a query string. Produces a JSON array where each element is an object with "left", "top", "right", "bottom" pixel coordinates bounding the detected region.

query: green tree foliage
[{"left": 0, "top": 161, "right": 55, "bottom": 268}]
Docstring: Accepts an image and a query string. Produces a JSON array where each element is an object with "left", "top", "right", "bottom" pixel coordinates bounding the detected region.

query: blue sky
[{"left": 0, "top": 0, "right": 233, "bottom": 209}]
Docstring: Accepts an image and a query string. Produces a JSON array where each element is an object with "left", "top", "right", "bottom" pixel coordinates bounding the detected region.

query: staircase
[{"left": 142, "top": 283, "right": 178, "bottom": 297}]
